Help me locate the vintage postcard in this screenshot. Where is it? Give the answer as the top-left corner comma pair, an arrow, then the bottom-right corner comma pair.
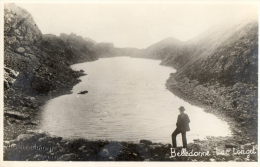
0,0 -> 259,166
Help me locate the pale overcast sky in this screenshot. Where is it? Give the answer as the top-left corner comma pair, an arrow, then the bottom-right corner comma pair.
16,2 -> 257,48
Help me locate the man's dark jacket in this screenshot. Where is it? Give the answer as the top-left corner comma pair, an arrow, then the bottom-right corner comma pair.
176,113 -> 190,132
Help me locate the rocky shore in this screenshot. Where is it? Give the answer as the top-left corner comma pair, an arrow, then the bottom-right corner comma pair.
166,74 -> 257,142
3,130 -> 257,161
4,70 -> 85,140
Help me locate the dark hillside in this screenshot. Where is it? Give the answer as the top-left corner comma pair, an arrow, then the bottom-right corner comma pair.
177,22 -> 258,86
4,4 -> 106,140
139,20 -> 258,141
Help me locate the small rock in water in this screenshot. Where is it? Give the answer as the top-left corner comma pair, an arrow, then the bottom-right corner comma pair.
78,90 -> 88,94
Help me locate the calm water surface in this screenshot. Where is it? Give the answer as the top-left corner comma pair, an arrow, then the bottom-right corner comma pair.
40,57 -> 231,144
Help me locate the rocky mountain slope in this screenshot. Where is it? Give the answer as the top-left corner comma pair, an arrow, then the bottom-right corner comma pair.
4,4 -> 97,95
3,4 -> 113,140
140,20 -> 258,141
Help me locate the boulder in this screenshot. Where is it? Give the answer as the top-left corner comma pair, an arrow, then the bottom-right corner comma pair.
24,121 -> 37,125
10,143 -> 17,148
16,47 -> 25,53
225,144 -> 237,148
33,154 -> 42,160
4,67 -> 19,89
4,111 -> 29,120
16,133 -> 35,142
140,140 -> 152,145
78,145 -> 87,151
38,137 -> 47,143
99,148 -> 109,157
149,144 -> 163,150
4,140 -> 10,145
209,158 -> 216,162
57,153 -> 77,161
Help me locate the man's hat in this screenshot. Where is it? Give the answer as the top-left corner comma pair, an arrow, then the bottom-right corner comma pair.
179,106 -> 185,111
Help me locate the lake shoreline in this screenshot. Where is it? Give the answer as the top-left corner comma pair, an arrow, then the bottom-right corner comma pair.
166,73 -> 257,142
3,58 -> 257,161
4,68 -> 86,141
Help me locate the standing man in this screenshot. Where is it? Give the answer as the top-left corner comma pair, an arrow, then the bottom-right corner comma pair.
172,106 -> 190,148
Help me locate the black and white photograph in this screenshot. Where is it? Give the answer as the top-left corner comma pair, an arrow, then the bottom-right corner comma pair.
1,0 -> 259,163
